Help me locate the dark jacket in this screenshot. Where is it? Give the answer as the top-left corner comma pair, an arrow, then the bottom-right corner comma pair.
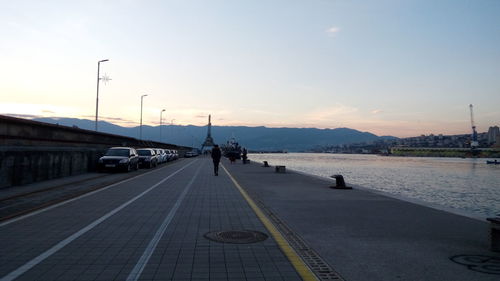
211,147 -> 222,162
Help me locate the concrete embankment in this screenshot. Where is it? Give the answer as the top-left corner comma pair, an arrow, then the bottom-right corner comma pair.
0,115 -> 190,189
224,159 -> 499,281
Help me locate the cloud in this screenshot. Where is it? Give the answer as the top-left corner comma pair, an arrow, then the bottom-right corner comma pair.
326,26 -> 341,36
4,113 -> 42,119
247,109 -> 283,116
305,104 -> 359,122
371,109 -> 383,114
102,116 -> 133,122
81,115 -> 129,122
80,114 -> 138,126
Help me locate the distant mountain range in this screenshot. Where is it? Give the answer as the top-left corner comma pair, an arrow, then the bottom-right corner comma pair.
33,117 -> 397,152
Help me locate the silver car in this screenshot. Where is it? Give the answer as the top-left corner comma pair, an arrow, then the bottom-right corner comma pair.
164,149 -> 173,162
137,148 -> 159,168
155,149 -> 168,164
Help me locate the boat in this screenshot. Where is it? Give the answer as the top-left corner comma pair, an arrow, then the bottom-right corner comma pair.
221,136 -> 242,159
486,160 -> 499,165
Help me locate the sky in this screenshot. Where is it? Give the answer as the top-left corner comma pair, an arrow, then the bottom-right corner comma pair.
1,0 -> 499,137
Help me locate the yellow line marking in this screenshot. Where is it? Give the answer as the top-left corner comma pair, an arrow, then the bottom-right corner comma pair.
221,164 -> 318,281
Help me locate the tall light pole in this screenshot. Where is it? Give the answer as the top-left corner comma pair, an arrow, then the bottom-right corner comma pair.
160,109 -> 166,142
95,59 -> 109,131
140,94 -> 148,140
170,118 -> 175,139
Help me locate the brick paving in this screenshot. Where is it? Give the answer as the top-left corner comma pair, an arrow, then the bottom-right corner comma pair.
0,158 -> 303,281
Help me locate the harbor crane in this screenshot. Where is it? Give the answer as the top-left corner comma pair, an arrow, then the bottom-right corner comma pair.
469,104 -> 479,148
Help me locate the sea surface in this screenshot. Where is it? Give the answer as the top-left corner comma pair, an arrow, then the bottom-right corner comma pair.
249,153 -> 500,219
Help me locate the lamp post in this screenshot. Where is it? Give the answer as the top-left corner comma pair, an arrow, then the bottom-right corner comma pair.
160,109 -> 166,142
170,118 -> 176,138
95,59 -> 109,131
140,94 -> 148,140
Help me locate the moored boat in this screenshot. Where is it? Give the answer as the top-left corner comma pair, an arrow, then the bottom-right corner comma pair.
222,136 -> 242,159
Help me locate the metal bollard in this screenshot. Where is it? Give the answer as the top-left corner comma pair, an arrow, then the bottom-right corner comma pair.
275,165 -> 286,173
486,217 -> 500,252
330,174 -> 352,189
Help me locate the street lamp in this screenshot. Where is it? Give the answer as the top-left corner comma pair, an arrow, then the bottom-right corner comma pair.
160,109 -> 166,142
140,94 -> 148,140
95,59 -> 109,131
170,119 -> 175,139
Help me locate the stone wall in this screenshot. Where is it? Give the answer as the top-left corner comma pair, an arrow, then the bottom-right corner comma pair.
0,147 -> 102,188
0,115 -> 191,189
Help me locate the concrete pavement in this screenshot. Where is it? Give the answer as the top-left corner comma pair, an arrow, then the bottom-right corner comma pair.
1,156 -> 498,281
224,159 -> 499,281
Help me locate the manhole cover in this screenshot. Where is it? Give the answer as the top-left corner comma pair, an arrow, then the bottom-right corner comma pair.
204,230 -> 268,244
450,255 -> 500,275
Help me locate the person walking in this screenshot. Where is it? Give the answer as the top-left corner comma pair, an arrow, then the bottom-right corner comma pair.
211,144 -> 222,176
242,147 -> 248,164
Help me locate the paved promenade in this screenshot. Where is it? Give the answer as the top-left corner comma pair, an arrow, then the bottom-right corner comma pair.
224,159 -> 499,281
0,157 -> 498,281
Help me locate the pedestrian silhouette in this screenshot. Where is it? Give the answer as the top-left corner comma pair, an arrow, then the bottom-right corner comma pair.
211,145 -> 222,176
242,147 -> 248,164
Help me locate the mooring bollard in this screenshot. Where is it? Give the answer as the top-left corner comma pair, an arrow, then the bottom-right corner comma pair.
262,161 -> 270,167
330,174 -> 352,189
275,165 -> 286,173
486,217 -> 500,252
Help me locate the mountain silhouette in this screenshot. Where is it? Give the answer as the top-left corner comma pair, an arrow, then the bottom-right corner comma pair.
33,117 -> 394,151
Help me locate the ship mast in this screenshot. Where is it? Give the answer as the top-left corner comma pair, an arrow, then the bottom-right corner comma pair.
469,104 -> 478,148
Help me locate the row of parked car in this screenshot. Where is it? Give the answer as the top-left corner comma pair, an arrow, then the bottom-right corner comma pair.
97,147 -> 179,172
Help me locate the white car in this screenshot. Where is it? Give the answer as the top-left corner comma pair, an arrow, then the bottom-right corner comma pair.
165,149 -> 174,162
172,150 -> 179,160
185,150 -> 198,158
155,149 -> 168,164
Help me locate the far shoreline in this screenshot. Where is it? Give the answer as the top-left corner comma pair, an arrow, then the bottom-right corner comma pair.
251,150 -> 500,159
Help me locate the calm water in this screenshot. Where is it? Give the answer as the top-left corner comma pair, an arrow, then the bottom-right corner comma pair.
249,153 -> 500,219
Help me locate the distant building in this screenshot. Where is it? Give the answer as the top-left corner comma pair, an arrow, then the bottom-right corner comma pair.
487,126 -> 500,145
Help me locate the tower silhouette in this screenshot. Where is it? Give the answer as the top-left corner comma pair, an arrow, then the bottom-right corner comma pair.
201,114 -> 215,151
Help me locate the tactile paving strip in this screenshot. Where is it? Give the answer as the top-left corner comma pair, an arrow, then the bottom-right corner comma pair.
246,190 -> 346,281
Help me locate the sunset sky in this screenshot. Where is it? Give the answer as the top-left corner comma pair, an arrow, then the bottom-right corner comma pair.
1,0 -> 499,137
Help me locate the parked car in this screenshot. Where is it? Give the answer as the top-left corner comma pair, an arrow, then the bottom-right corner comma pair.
165,149 -> 174,162
172,150 -> 179,160
185,150 -> 198,158
137,148 -> 159,168
98,147 -> 139,172
155,148 -> 168,164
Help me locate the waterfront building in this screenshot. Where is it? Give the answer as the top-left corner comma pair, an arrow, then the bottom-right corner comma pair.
487,126 -> 499,145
